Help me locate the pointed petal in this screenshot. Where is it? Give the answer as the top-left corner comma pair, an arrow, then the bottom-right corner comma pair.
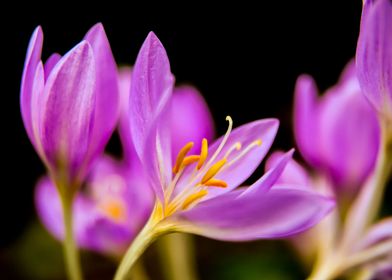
83,23 -> 120,177
41,41 -> 96,181
171,86 -> 215,157
265,150 -> 310,188
356,0 -> 392,116
129,32 -> 174,200
44,53 -> 61,80
178,187 -> 334,241
293,75 -> 322,167
20,26 -> 43,145
200,119 -> 279,198
317,79 -> 379,189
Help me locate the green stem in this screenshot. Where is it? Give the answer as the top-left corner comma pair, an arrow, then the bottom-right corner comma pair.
60,192 -> 83,280
157,233 -> 199,280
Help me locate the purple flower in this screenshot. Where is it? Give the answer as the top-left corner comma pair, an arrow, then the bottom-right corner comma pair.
356,0 -> 392,120
294,61 -> 380,195
20,23 -> 119,187
35,66 -> 215,256
128,32 -> 334,241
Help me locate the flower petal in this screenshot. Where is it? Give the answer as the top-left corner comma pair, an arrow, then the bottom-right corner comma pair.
129,32 -> 174,200
41,41 -> 96,181
20,26 -> 43,146
83,23 -> 120,178
358,218 -> 392,250
265,150 -> 310,188
317,78 -> 379,189
199,119 -> 279,198
356,0 -> 392,116
178,187 -> 334,241
170,86 -> 215,157
44,53 -> 61,80
293,75 -> 322,167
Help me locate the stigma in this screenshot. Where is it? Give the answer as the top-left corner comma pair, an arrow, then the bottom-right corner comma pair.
162,116 -> 262,217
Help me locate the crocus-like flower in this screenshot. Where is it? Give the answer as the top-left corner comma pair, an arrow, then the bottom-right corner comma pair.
113,32 -> 334,279
21,23 -> 119,188
356,0 -> 392,121
35,66 -> 215,256
294,61 -> 380,196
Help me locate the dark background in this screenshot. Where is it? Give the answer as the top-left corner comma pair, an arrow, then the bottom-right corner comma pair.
1,1 -> 363,279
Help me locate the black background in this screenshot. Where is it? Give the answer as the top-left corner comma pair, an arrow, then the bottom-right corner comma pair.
1,0 -> 363,277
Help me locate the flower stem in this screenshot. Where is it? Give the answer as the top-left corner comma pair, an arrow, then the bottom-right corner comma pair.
60,191 -> 83,280
156,233 -> 199,280
114,206 -> 173,280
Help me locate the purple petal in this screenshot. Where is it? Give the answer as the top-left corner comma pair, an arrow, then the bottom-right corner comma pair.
179,187 -> 334,241
265,150 -> 310,188
129,32 -> 174,200
41,41 -> 96,182
198,119 -> 279,198
20,26 -> 43,146
83,23 -> 120,178
44,53 -> 61,80
356,0 -> 392,116
317,78 -> 380,189
170,86 -> 215,157
293,75 -> 322,167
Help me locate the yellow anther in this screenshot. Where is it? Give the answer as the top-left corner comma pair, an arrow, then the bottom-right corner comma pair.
182,190 -> 208,210
197,138 -> 208,170
183,155 -> 201,166
201,158 -> 227,184
173,142 -> 194,173
203,178 -> 228,188
101,200 -> 126,222
255,139 -> 262,146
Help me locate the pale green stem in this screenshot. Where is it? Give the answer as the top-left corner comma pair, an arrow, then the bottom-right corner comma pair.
59,191 -> 83,280
156,233 -> 199,280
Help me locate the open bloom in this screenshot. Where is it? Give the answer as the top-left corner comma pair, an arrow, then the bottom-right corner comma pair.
294,61 -> 380,195
128,32 -> 334,241
20,23 -> 119,187
35,65 -> 215,256
356,0 -> 392,121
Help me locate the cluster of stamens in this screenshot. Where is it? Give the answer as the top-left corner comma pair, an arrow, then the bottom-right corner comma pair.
162,116 -> 262,217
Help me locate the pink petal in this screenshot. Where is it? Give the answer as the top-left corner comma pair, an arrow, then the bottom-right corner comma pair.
178,187 -> 334,241
358,218 -> 392,250
129,32 -> 174,201
20,26 -> 43,146
41,41 -> 96,182
44,53 -> 61,80
83,23 -> 120,178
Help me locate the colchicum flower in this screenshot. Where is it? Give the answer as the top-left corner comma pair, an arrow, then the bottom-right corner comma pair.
294,61 -> 380,198
21,24 -> 119,189
114,32 -> 335,280
35,66 -> 215,257
21,23 -> 119,280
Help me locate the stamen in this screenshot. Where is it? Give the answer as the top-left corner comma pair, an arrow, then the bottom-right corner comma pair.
205,116 -> 233,167
182,190 -> 208,210
226,139 -> 262,167
173,142 -> 194,173
223,142 -> 242,159
201,159 -> 227,184
203,178 -> 228,188
164,203 -> 177,216
197,138 -> 208,170
183,155 -> 201,166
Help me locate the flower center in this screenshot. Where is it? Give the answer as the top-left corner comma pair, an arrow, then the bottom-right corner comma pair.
100,199 -> 127,222
161,116 -> 262,217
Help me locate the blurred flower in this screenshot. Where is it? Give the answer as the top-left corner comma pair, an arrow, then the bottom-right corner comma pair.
356,0 -> 392,122
36,65 -> 215,256
114,31 -> 334,280
20,23 -> 119,189
294,61 -> 380,197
